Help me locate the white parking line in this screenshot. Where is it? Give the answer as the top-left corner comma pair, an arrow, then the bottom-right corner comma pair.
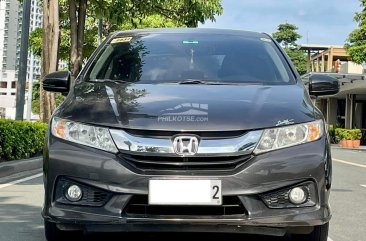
361,185 -> 366,188
333,158 -> 366,169
0,173 -> 42,189
328,238 -> 334,241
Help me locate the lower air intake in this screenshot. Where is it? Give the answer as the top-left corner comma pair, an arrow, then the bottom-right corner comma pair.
124,195 -> 246,216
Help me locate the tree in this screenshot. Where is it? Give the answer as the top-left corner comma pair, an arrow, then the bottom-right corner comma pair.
69,0 -> 87,80
273,23 -> 301,49
29,14 -> 184,63
29,27 -> 72,62
31,0 -> 223,80
67,0 -> 223,80
286,49 -> 307,75
40,0 -> 60,122
345,0 -> 366,64
31,0 -> 222,122
273,23 -> 307,75
32,82 -> 64,115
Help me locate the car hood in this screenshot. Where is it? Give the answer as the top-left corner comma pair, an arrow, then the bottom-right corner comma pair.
56,82 -> 317,131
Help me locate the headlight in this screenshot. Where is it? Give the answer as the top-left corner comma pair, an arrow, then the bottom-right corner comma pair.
51,117 -> 118,153
254,120 -> 324,154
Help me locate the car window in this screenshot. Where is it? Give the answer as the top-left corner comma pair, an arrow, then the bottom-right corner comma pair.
86,33 -> 295,85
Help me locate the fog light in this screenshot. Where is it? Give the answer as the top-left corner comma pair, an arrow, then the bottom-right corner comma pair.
65,185 -> 82,202
288,187 -> 307,204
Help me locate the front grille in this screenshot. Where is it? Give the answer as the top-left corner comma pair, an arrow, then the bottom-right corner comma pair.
260,189 -> 293,207
55,178 -> 111,207
124,129 -> 247,139
82,189 -> 110,205
124,195 -> 246,216
118,153 -> 251,172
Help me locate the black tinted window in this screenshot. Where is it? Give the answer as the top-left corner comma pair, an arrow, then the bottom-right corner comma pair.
87,33 -> 294,84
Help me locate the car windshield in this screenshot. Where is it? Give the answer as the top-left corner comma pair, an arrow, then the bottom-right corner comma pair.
86,33 -> 295,85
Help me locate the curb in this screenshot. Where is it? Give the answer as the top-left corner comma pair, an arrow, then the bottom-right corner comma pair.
0,156 -> 42,179
331,145 -> 366,152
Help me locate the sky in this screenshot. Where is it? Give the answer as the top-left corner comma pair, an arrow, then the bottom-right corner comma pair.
199,0 -> 361,46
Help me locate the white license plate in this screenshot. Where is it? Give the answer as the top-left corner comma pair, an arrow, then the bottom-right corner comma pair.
148,179 -> 222,205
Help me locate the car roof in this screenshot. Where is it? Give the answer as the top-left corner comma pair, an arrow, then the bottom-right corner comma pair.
113,28 -> 269,39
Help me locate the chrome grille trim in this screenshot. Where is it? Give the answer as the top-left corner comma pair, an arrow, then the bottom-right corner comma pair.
110,129 -> 262,155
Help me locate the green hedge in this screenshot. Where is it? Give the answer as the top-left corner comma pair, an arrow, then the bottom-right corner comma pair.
0,119 -> 48,161
335,128 -> 362,141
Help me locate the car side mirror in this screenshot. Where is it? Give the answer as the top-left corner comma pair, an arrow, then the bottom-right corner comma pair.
43,71 -> 71,93
309,74 -> 339,96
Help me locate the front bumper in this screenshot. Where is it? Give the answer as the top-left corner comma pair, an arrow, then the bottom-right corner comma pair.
42,135 -> 332,235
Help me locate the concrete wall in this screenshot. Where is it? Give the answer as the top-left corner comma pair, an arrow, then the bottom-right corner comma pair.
354,102 -> 363,129
0,93 -> 38,120
326,98 -> 338,126
0,69 -> 16,95
340,62 -> 364,74
0,94 -> 15,108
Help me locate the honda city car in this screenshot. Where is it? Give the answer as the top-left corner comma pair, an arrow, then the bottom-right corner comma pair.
42,28 -> 339,241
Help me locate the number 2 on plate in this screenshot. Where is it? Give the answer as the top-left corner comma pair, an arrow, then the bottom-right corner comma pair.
212,185 -> 220,199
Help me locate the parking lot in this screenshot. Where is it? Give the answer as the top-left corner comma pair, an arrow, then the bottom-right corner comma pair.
0,147 -> 365,241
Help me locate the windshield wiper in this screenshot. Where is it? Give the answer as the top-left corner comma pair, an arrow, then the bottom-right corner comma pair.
177,79 -> 236,85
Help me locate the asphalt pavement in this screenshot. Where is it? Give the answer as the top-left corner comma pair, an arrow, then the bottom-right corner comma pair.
329,148 -> 366,241
0,147 -> 365,241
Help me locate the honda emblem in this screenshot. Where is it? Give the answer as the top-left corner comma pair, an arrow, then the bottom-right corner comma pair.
172,136 -> 199,156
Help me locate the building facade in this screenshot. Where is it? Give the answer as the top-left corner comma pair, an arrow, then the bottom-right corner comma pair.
0,0 -> 42,119
300,44 -> 366,145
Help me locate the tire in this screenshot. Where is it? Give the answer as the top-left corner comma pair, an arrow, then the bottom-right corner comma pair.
44,220 -> 82,241
292,223 -> 329,241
